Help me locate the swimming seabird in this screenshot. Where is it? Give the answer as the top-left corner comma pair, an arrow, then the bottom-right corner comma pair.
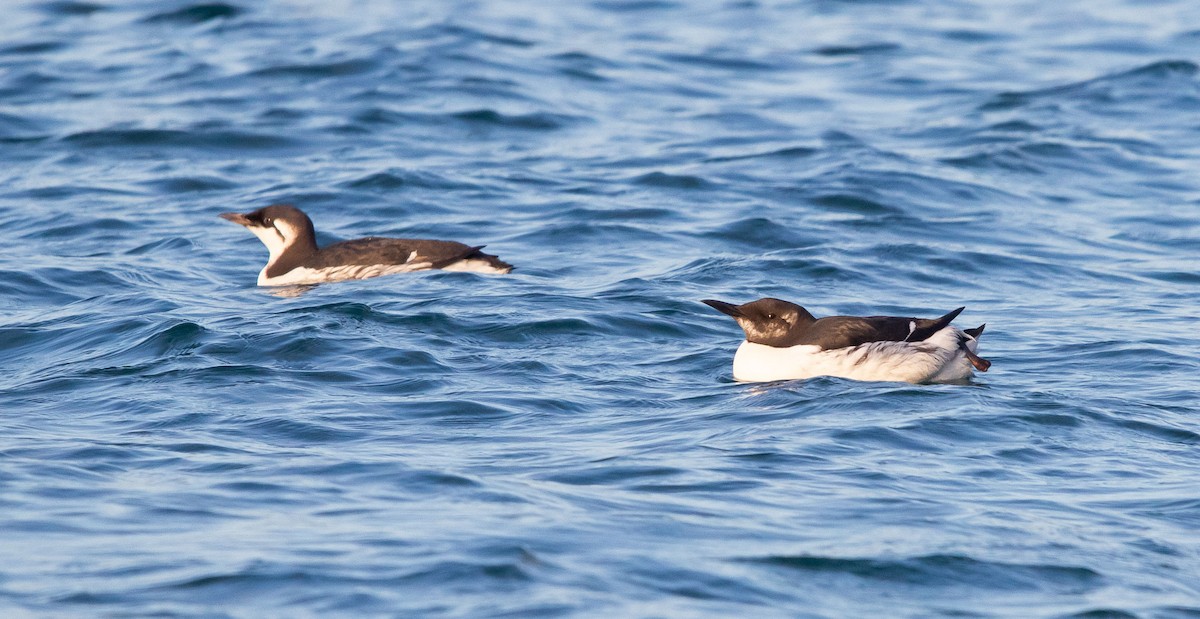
220,204 -> 512,286
703,297 -> 989,383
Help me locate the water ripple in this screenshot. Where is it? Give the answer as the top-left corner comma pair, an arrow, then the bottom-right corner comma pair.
142,3 -> 245,25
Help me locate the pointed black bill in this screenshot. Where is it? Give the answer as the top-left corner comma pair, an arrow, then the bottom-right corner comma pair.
219,212 -> 252,226
702,299 -> 743,318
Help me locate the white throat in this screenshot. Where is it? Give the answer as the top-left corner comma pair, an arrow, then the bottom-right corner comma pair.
247,225 -> 288,260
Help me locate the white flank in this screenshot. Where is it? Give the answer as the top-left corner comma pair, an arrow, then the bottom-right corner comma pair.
730,327 -> 980,384
257,255 -> 508,286
258,261 -> 430,286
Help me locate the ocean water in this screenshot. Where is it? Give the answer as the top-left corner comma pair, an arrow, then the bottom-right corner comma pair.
2,0 -> 1199,616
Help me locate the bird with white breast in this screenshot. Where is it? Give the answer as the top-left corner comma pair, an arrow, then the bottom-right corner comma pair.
220,204 -> 512,286
703,297 -> 989,384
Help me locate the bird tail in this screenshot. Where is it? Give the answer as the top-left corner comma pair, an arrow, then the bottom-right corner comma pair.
432,245 -> 514,273
906,307 -> 964,342
468,247 -> 514,273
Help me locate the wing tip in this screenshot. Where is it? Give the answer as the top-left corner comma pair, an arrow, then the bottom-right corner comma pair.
964,323 -> 986,339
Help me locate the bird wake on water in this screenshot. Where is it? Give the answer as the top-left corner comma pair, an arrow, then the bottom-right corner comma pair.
220,204 -> 512,287
703,297 -> 989,384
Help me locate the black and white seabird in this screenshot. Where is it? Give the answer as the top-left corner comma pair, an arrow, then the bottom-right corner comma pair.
703,297 -> 989,383
220,204 -> 513,286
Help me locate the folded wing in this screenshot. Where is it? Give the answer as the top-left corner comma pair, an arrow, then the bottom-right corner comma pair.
310,238 -> 483,270
798,307 -> 965,350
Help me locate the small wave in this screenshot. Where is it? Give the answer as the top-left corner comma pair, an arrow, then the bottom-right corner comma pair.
1015,413 -> 1084,428
38,1 -> 106,16
142,175 -> 236,193
940,29 -> 1006,43
1112,497 -> 1200,529
812,42 -> 901,57
631,479 -> 763,494
5,182 -> 140,204
1118,59 -> 1199,78
451,109 -> 574,130
543,464 -> 685,486
830,426 -> 940,452
64,128 -> 296,150
455,76 -> 526,100
631,171 -> 711,189
0,41 -> 68,55
559,205 -> 676,221
400,399 -> 516,423
234,416 -> 365,445
141,3 -> 244,25
340,169 -> 470,192
398,559 -> 535,586
703,146 -> 817,163
0,112 -> 49,140
273,301 -> 377,320
593,311 -> 696,339
940,139 -> 1148,177
551,51 -> 616,82
125,237 -> 196,256
2,267 -> 125,304
249,58 -> 377,79
820,129 -> 869,147
378,467 -> 484,492
741,554 -> 1102,592
1115,418 -> 1200,445
1048,340 -> 1194,372
351,107 -> 420,126
0,70 -> 63,100
811,193 -> 903,216
594,0 -> 680,12
115,321 -> 208,360
1136,269 -> 1200,285
437,24 -> 535,48
986,119 -> 1041,133
658,52 -> 775,72
701,217 -> 822,251
480,316 -> 597,343
512,221 -> 671,247
979,59 -> 1199,112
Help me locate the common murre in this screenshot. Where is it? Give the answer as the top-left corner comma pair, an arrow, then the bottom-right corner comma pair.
220,204 -> 513,286
703,297 -> 989,384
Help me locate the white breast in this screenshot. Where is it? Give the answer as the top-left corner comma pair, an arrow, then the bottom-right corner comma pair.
730,327 -> 978,384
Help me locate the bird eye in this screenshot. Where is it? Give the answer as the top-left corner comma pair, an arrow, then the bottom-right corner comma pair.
264,217 -> 274,226
766,313 -> 776,320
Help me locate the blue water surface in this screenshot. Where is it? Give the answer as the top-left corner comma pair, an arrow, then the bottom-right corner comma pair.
2,0 -> 1199,617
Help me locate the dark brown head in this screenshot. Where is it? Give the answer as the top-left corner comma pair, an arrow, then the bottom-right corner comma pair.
702,297 -> 817,347
219,204 -> 318,258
